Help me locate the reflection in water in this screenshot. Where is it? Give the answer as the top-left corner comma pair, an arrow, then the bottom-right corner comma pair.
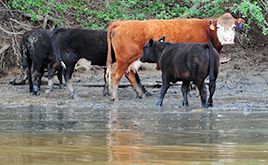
0,106 -> 268,164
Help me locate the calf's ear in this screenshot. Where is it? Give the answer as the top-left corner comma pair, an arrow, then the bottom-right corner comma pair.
235,18 -> 245,28
149,39 -> 155,47
208,20 -> 216,30
159,36 -> 165,42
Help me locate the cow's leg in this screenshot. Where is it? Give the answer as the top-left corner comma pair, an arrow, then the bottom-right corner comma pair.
31,63 -> 42,96
181,80 -> 190,106
57,66 -> 63,89
125,71 -> 145,99
156,74 -> 170,106
111,62 -> 129,101
37,68 -> 44,90
135,72 -> 152,96
27,60 -> 33,93
103,68 -> 109,96
64,65 -> 77,98
196,81 -> 207,108
46,62 -> 58,95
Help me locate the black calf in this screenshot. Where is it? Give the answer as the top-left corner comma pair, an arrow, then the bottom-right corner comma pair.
140,37 -> 219,108
20,29 -> 63,95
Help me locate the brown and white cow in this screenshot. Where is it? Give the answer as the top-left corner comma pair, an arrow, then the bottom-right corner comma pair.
106,13 -> 245,101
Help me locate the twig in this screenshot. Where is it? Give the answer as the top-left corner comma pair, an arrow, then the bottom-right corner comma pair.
9,18 -> 32,31
42,14 -> 48,29
0,44 -> 10,54
0,1 -> 14,17
0,24 -> 23,35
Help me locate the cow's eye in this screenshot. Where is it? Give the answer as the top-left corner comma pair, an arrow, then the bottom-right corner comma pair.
232,26 -> 236,30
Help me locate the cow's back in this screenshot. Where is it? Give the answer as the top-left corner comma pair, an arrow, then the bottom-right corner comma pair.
111,19 -> 219,61
55,28 -> 109,66
26,29 -> 54,64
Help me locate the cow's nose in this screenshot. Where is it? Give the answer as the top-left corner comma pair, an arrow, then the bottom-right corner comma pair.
223,38 -> 234,44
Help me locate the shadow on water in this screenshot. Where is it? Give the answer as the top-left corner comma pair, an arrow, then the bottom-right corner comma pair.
0,102 -> 268,164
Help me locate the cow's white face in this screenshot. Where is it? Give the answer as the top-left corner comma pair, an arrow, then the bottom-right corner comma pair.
216,13 -> 237,45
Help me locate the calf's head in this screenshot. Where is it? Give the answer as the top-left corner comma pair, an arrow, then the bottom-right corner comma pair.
140,36 -> 165,63
208,13 -> 245,45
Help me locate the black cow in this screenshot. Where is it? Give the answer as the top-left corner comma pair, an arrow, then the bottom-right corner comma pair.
140,37 -> 219,108
20,29 -> 63,95
51,28 -> 149,98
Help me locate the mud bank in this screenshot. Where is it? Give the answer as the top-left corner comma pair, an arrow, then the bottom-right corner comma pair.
0,45 -> 267,111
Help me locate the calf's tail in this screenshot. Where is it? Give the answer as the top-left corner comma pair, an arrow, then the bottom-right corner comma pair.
207,42 -> 219,83
51,28 -> 66,69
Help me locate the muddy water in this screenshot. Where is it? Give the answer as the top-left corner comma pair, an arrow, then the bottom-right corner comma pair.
0,94 -> 268,164
1,64 -> 268,164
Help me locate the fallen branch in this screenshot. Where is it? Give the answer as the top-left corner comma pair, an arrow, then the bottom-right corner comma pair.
0,43 -> 10,54
0,24 -> 23,35
72,80 -> 210,88
23,13 -> 55,22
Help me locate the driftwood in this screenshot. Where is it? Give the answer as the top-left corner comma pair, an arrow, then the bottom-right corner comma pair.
0,43 -> 10,54
72,80 -> 210,88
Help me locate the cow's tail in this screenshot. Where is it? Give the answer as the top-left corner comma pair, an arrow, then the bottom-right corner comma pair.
21,41 -> 28,71
105,22 -> 116,93
51,28 -> 66,69
206,42 -> 219,87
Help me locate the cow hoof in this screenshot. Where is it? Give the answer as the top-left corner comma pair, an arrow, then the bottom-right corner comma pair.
145,91 -> 152,96
207,103 -> 213,107
156,100 -> 162,106
46,93 -> 50,98
111,97 -> 119,101
136,94 -> 143,99
59,84 -> 64,89
70,92 -> 78,99
103,89 -> 110,96
31,91 -> 40,96
45,89 -> 51,94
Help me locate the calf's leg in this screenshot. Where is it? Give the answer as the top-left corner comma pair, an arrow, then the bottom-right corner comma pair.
181,80 -> 190,106
197,81 -> 207,108
157,74 -> 170,106
207,79 -> 216,107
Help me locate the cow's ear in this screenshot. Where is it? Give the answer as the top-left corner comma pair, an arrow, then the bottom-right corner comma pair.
208,20 -> 216,30
159,36 -> 165,42
149,39 -> 154,47
235,18 -> 245,28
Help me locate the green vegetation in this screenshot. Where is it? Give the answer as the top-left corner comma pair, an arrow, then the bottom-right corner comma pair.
7,0 -> 268,35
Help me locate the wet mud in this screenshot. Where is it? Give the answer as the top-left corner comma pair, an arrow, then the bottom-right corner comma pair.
1,45 -> 267,110
0,45 -> 267,164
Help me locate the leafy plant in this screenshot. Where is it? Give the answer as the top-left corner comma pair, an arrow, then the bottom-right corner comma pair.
7,0 -> 267,36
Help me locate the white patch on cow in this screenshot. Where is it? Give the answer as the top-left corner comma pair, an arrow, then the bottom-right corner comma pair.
77,58 -> 92,70
216,23 -> 236,45
126,60 -> 142,73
